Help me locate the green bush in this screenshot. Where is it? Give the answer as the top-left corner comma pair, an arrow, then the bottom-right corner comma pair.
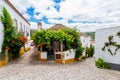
85,45 -> 94,57
85,47 -> 90,57
75,44 -> 84,58
89,45 -> 94,57
0,7 -> 26,60
95,58 -> 109,69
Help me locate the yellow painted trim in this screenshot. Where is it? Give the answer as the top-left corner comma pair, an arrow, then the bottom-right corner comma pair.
64,58 -> 75,64
40,59 -> 47,62
55,59 -> 62,63
38,52 -> 47,62
20,48 -> 24,56
3,60 -> 8,65
62,54 -> 65,59
25,47 -> 31,52
0,56 -> 8,68
0,60 -> 4,67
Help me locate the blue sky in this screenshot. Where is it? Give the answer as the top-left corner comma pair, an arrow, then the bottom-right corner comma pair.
10,0 -> 120,32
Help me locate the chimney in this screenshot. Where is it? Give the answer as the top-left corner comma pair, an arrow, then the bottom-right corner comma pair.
37,22 -> 42,30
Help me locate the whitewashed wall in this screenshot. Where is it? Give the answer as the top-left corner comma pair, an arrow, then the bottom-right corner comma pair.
55,49 -> 75,60
81,36 -> 91,48
0,0 -> 30,52
41,52 -> 47,59
0,22 -> 4,52
64,49 -> 75,60
95,26 -> 120,64
81,36 -> 91,56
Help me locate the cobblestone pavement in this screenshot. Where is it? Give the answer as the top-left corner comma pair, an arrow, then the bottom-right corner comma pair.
0,49 -> 120,80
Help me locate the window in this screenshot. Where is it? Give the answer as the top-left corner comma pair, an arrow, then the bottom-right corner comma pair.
13,19 -> 18,30
55,54 -> 61,59
20,22 -> 23,33
26,26 -> 27,34
24,25 -> 25,33
27,27 -> 29,37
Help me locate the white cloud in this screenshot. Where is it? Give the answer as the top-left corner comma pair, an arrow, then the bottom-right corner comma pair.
30,22 -> 37,30
48,18 -> 68,24
23,13 -> 31,20
9,0 -> 31,12
33,14 -> 44,20
9,0 -> 120,32
42,7 -> 61,18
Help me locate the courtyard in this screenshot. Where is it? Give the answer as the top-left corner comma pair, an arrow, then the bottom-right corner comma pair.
0,49 -> 120,80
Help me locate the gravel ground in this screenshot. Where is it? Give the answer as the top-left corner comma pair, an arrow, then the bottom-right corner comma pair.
0,49 -> 120,80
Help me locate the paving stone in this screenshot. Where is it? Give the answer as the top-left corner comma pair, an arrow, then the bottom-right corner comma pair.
0,49 -> 120,80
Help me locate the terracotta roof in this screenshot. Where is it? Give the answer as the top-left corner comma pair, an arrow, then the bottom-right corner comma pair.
49,24 -> 91,38
4,0 -> 30,25
49,24 -> 69,30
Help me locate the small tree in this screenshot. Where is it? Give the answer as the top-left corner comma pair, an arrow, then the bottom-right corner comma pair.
89,45 -> 94,57
0,7 -> 27,60
85,45 -> 94,57
75,43 -> 84,59
85,47 -> 91,57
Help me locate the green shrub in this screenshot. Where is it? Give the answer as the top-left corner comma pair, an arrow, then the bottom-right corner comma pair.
89,45 -> 94,57
0,7 -> 27,60
75,44 -> 84,58
85,45 -> 94,57
85,47 -> 90,57
95,58 -> 109,69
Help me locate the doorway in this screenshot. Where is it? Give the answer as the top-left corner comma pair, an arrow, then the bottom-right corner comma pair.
47,40 -> 60,61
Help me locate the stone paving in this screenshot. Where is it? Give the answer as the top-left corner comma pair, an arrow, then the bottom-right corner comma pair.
0,49 -> 120,80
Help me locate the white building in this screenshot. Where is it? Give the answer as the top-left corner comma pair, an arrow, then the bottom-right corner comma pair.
80,33 -> 92,56
0,0 -> 30,52
95,26 -> 120,70
80,33 -> 92,48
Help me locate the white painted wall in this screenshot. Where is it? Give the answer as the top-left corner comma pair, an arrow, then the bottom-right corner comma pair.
64,49 -> 75,60
0,0 -> 30,52
55,49 -> 76,60
95,26 -> 120,64
0,22 -> 4,52
41,52 -> 47,59
81,36 -> 91,56
81,36 -> 91,48
40,49 -> 75,61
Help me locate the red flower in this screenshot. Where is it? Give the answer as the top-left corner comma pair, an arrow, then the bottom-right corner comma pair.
19,35 -> 28,43
6,47 -> 10,51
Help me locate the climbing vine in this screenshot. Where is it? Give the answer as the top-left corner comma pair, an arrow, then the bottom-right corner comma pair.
32,29 -> 74,49
102,31 -> 120,55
